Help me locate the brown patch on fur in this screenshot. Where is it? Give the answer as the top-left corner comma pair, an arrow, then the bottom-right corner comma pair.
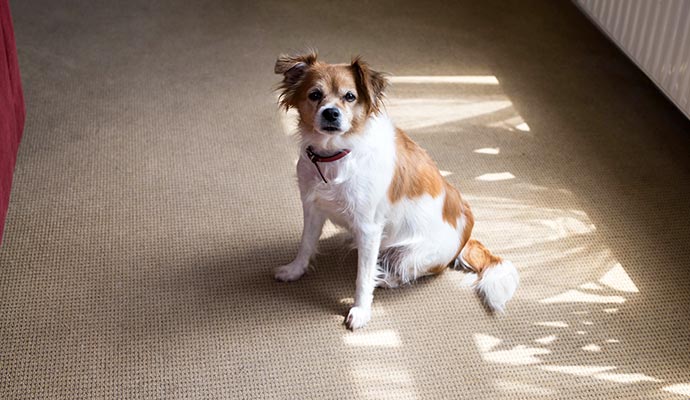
428,264 -> 448,275
461,239 -> 502,276
447,200 -> 475,266
350,56 -> 387,115
460,199 -> 474,249
442,181 -> 463,229
388,128 -> 444,203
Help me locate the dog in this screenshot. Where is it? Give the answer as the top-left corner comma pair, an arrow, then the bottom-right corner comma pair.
274,51 -> 519,330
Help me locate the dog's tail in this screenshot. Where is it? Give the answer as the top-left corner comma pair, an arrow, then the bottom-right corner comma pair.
458,239 -> 519,312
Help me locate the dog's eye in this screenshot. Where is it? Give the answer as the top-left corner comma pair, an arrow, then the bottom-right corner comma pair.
308,90 -> 323,101
344,92 -> 356,102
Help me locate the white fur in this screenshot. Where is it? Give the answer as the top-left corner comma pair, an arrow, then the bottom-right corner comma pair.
277,112 -> 516,329
474,260 -> 520,313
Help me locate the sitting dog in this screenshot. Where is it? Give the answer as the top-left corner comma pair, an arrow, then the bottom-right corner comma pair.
274,51 -> 519,329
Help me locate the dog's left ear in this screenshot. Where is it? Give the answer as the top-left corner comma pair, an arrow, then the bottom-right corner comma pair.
351,56 -> 388,114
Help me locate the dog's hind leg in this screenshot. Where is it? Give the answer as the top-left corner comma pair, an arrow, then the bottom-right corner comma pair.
376,247 -> 404,288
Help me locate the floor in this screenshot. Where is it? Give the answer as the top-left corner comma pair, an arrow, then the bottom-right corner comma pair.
2,0 -> 690,399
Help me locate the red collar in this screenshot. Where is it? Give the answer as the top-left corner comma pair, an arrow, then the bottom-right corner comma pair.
306,146 -> 351,183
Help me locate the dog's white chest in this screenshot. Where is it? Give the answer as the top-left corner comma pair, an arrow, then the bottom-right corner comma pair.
298,153 -> 393,228
296,114 -> 398,228
307,168 -> 371,222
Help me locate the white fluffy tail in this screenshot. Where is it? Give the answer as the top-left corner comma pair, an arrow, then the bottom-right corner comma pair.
475,260 -> 519,312
460,239 -> 519,312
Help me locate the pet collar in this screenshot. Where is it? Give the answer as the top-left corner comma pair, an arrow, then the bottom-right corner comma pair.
306,146 -> 351,183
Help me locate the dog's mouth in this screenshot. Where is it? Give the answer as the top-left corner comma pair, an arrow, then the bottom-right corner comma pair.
319,125 -> 341,133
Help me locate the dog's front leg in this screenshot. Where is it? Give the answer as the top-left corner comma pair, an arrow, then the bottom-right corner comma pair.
346,222 -> 383,330
275,202 -> 325,282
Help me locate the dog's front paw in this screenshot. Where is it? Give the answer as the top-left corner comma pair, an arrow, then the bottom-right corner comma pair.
274,263 -> 307,282
345,306 -> 372,330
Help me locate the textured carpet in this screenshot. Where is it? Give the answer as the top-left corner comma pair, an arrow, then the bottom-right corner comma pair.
2,0 -> 690,399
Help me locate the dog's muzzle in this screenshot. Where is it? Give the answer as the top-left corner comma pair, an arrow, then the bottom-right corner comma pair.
320,107 -> 341,132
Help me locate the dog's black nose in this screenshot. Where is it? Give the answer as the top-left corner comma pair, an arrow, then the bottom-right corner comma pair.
322,108 -> 340,123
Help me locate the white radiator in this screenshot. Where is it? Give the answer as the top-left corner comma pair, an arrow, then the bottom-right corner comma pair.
574,0 -> 690,119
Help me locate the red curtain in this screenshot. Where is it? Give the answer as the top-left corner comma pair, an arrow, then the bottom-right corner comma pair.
0,0 -> 25,245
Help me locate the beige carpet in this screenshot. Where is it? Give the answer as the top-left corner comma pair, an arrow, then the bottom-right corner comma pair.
2,0 -> 690,398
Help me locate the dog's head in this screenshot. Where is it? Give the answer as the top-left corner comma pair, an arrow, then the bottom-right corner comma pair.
275,51 -> 387,136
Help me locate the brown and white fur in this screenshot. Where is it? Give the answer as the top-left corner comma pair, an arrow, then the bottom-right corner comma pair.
274,52 -> 519,330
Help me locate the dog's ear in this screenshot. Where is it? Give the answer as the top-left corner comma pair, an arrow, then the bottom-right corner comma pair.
351,56 -> 388,114
275,51 -> 317,83
275,51 -> 318,109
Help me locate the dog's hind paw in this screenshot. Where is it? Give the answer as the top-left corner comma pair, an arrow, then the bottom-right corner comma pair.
345,306 -> 372,330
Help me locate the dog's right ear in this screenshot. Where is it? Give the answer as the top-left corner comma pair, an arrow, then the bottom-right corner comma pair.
275,51 -> 317,84
275,51 -> 318,109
